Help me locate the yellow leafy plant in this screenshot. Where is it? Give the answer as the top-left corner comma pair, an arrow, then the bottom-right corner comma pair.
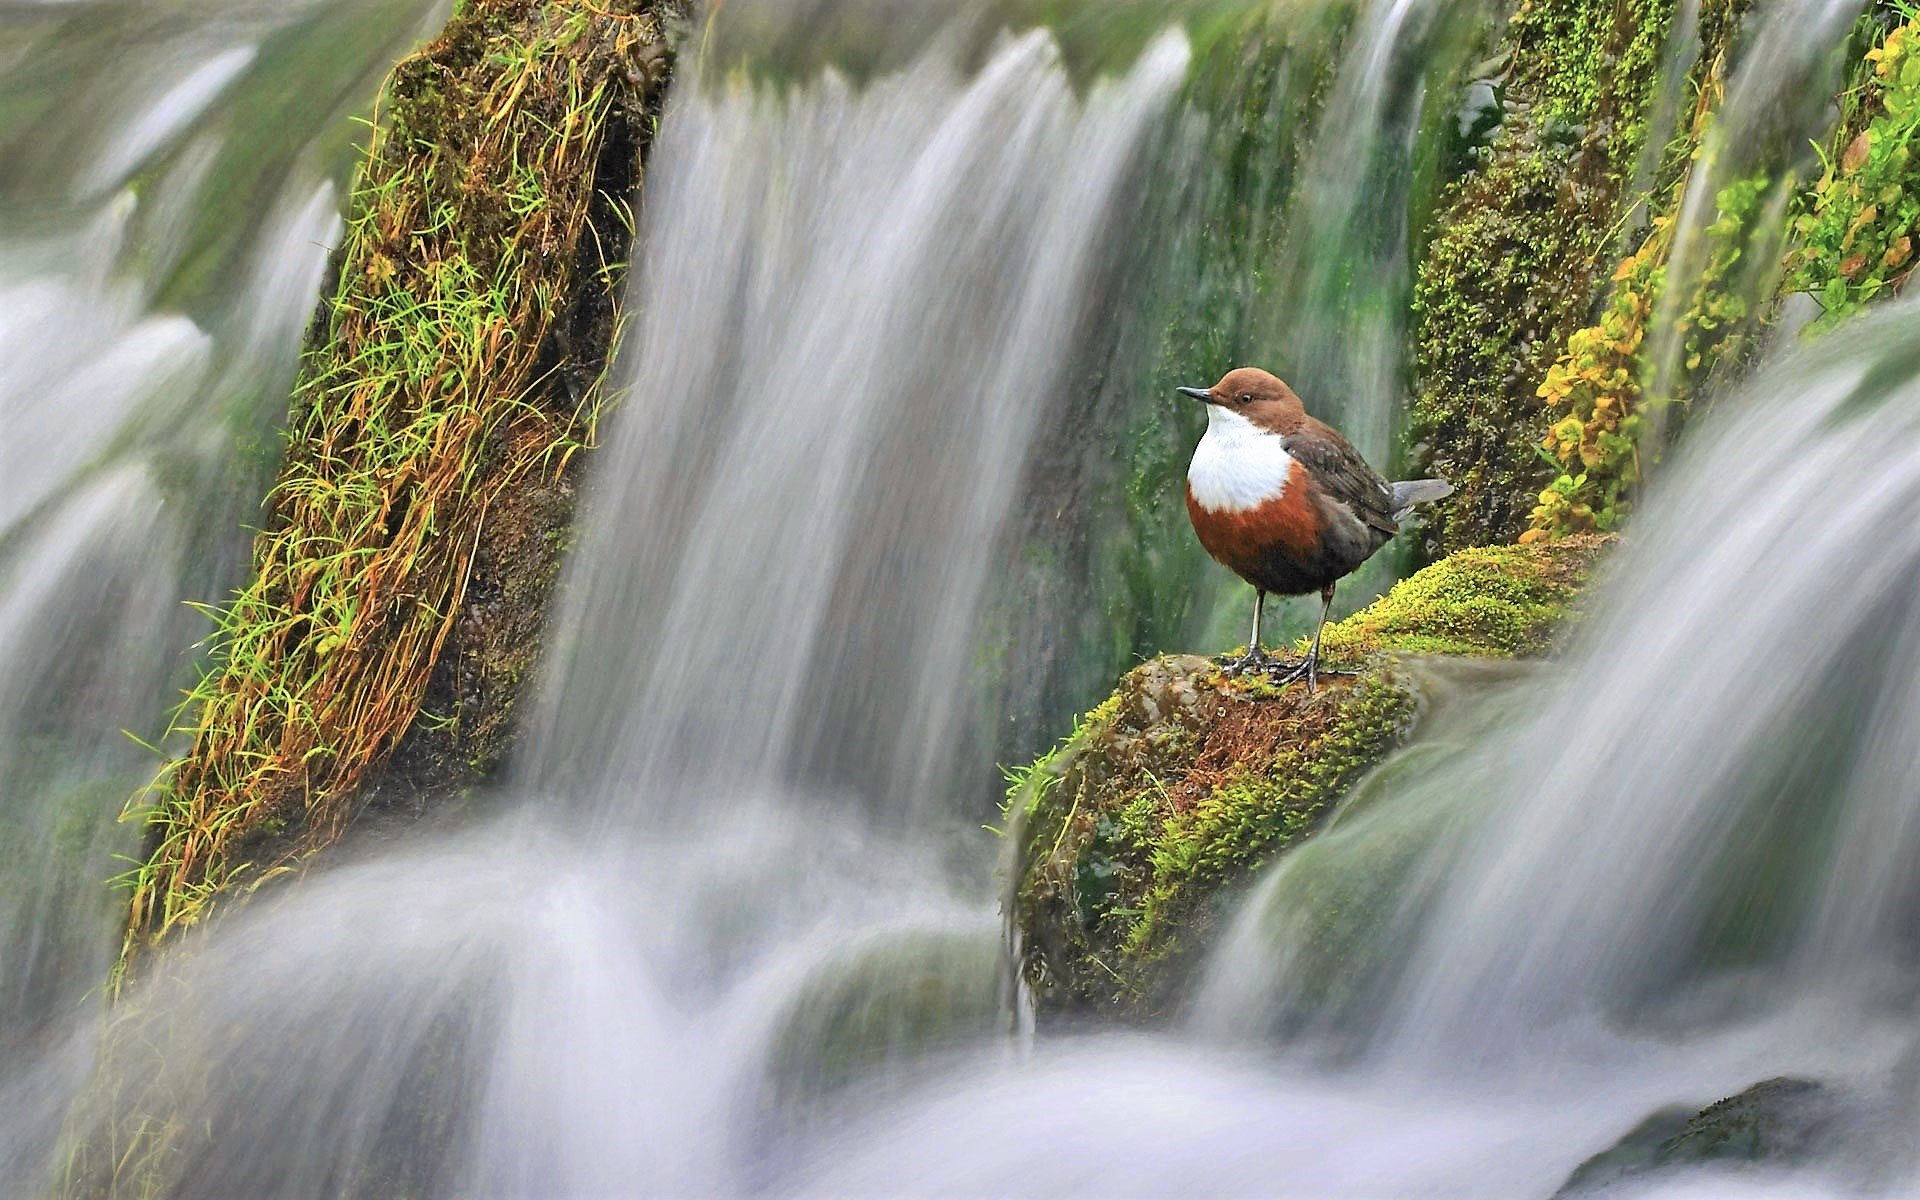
1522,241 -> 1660,541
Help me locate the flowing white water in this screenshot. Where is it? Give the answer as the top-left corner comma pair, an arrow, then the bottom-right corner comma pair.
1266,0 -> 1488,467
1182,311 -> 1920,1190
792,303 -> 1920,1200
1352,308 -> 1920,1062
6,21 -> 1206,1198
0,0 -> 443,1174
1643,0 -> 1868,413
11,2 -> 1920,1198
526,27 -> 1193,819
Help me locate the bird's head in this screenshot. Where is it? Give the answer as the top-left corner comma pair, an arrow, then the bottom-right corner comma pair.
1176,367 -> 1306,432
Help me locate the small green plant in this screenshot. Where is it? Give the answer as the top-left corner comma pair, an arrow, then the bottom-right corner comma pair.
1525,172 -> 1774,540
1672,172 -> 1774,376
1524,240 -> 1660,540
1785,14 -> 1920,329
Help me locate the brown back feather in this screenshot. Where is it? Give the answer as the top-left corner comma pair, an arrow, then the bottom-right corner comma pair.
1283,419 -> 1398,537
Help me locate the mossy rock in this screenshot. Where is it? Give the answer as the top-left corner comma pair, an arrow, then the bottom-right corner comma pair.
1557,1077 -> 1842,1196
1317,534 -> 1610,660
1005,536 -> 1610,1020
1409,0 -> 1687,553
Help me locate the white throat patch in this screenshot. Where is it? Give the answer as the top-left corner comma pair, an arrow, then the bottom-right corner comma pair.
1187,405 -> 1295,513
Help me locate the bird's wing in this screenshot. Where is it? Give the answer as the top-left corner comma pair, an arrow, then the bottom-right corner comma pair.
1283,420 -> 1399,537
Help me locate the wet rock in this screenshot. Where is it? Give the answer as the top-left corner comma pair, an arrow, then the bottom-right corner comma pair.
764,928 -> 1003,1111
1557,1078 -> 1841,1196
1007,652 -> 1408,1022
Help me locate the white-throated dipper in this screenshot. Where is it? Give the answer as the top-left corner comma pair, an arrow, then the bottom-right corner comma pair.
1181,367 -> 1450,691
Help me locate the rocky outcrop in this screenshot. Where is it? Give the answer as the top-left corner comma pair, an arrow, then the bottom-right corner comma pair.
1005,535 -> 1610,1020
117,0 -> 685,974
1557,1078 -> 1846,1196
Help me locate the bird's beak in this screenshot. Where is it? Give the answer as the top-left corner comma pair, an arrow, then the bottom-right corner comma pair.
1176,386 -> 1213,404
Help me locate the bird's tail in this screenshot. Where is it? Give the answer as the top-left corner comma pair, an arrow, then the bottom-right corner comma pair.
1390,478 -> 1452,522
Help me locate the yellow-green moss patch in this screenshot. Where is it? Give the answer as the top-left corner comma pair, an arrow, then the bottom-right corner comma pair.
1316,533 -> 1612,661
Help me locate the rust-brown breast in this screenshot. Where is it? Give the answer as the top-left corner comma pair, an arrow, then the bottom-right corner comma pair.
1186,475 -> 1326,595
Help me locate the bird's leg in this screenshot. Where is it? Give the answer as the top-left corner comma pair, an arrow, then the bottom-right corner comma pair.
1305,584 -> 1334,692
1221,590 -> 1272,676
1276,584 -> 1341,692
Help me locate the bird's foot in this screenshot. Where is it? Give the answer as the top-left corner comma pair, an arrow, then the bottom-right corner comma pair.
1218,648 -> 1311,680
1268,655 -> 1361,694
1219,647 -> 1284,678
1268,654 -> 1327,693
1270,655 -> 1314,692
1217,650 -> 1263,677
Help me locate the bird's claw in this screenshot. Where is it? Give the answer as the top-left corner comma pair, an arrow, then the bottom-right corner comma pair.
1270,656 -> 1316,692
1218,649 -> 1305,680
1266,655 -> 1361,694
1217,648 -> 1270,677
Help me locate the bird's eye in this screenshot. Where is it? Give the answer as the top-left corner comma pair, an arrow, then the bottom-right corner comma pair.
1238,393 -> 1253,404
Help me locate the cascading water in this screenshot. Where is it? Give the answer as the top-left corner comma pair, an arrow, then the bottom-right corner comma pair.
1642,0 -> 1868,411
11,1 -> 1920,1198
4,15 -> 1211,1197
1264,0 -> 1487,468
1228,304 -> 1920,1062
526,27 -> 1192,816
0,0 -> 441,1148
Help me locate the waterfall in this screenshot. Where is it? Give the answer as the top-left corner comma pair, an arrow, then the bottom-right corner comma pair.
0,0 -> 441,1158
1643,0 -> 1868,415
0,19 -> 1207,1197
10,0 -> 1920,1197
788,308 -> 1920,1200
1246,301 -> 1920,1061
524,27 -> 1192,822
1264,0 -> 1491,467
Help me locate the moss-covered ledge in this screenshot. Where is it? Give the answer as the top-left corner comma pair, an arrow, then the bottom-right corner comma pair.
115,0 -> 684,977
1003,534 -> 1610,1021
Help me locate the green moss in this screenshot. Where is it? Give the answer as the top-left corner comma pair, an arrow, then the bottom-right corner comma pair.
1527,158 -> 1782,540
1317,534 -> 1611,660
1513,0 -> 1811,543
115,0 -> 681,977
1007,538 -> 1611,1019
1118,671 -> 1417,969
1008,662 -> 1422,1018
1409,0 -> 1686,553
